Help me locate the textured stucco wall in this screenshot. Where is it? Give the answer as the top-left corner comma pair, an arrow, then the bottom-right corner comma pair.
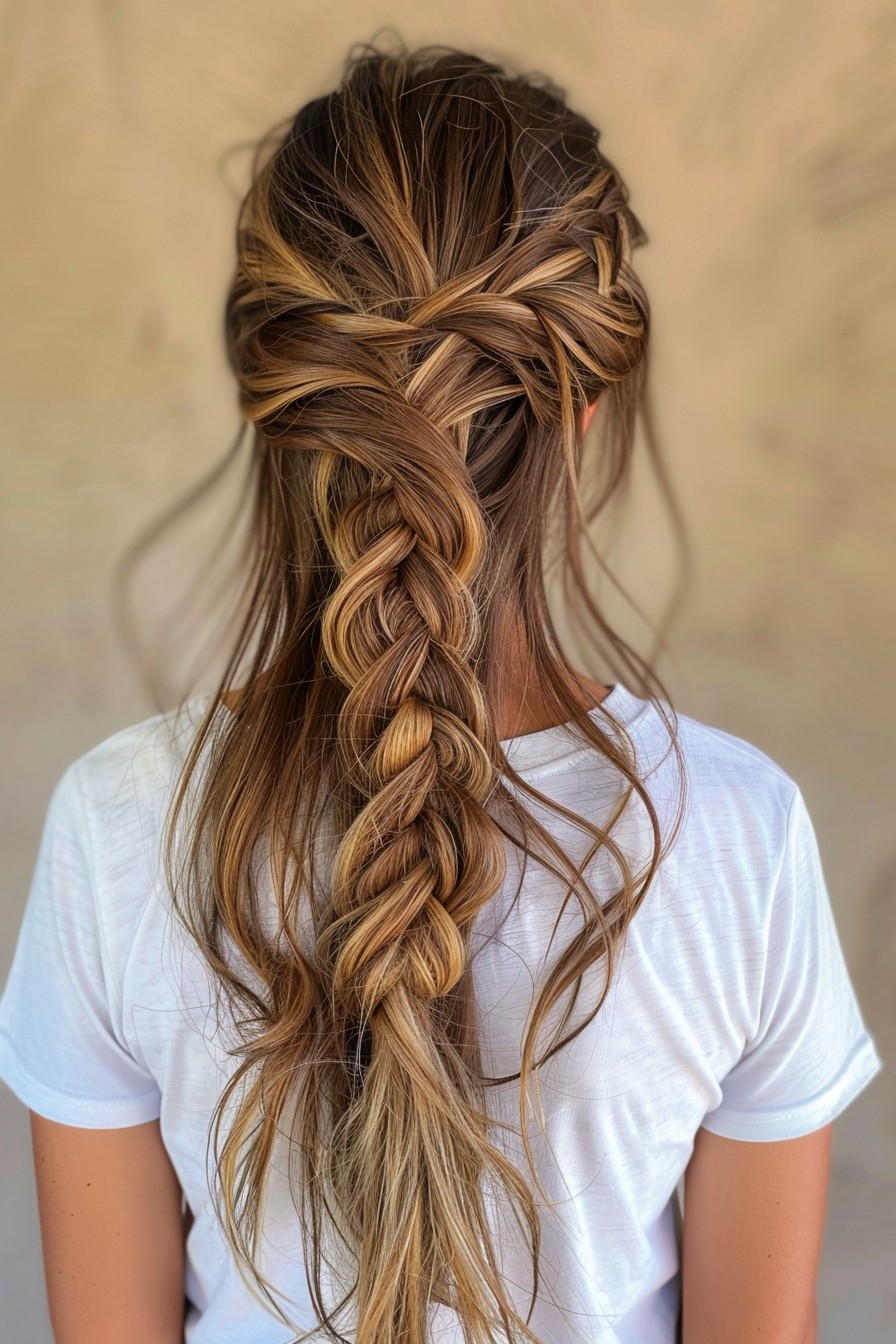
1,3 -> 893,1337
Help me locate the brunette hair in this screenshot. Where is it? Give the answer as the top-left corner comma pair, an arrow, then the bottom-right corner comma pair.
149,36 -> 688,1344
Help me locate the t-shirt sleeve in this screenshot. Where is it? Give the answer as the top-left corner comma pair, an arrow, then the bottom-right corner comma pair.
0,762 -> 163,1127
701,784 -> 883,1142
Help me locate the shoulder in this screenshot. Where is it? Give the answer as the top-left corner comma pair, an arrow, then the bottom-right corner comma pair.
38,696 -> 216,984
675,705 -> 796,791
58,693 -> 214,880
69,691 -> 211,789
636,697 -> 801,859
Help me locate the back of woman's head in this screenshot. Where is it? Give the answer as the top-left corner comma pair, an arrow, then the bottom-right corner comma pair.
163,37 -> 685,1344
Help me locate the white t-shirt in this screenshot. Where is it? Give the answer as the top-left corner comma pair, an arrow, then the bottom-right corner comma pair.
0,682 -> 883,1344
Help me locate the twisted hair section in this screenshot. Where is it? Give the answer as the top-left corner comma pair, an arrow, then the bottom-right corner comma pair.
159,38 -> 688,1344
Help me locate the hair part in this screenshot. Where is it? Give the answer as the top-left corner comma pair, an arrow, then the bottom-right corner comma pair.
157,36 -> 689,1344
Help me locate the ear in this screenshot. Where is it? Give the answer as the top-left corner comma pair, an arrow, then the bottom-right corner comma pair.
578,396 -> 600,438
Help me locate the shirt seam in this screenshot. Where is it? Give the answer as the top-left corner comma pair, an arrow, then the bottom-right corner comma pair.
744,780 -> 801,1052
68,763 -> 131,1054
506,701 -> 652,781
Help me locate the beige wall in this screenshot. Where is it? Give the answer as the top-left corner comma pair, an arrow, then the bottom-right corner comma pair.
1,2 -> 893,1337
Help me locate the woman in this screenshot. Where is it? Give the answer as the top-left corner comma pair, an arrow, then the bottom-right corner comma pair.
0,39 -> 882,1344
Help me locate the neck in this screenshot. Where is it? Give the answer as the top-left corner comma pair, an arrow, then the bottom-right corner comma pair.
489,621 -> 611,739
221,621 -> 611,737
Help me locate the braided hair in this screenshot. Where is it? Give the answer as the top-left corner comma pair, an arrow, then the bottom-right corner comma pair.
163,38 -> 686,1344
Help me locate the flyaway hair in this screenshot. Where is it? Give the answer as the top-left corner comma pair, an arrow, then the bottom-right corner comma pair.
156,37 -> 688,1344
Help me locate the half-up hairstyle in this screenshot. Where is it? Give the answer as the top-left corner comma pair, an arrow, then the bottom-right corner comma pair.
160,37 -> 688,1344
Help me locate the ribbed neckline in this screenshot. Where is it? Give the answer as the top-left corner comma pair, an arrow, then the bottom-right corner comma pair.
497,681 -> 648,776
194,680 -> 649,779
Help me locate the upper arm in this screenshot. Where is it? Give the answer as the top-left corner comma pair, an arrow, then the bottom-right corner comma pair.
681,1122 -> 832,1344
30,1112 -> 188,1344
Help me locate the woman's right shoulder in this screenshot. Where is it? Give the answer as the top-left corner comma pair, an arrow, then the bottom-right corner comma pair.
59,692 -> 217,849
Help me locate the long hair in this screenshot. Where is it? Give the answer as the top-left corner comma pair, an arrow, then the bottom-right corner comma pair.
155,37 -> 689,1344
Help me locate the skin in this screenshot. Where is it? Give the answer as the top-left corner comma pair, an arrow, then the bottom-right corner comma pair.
681,1123 -> 831,1344
29,1113 -> 188,1344
28,398 -> 832,1341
